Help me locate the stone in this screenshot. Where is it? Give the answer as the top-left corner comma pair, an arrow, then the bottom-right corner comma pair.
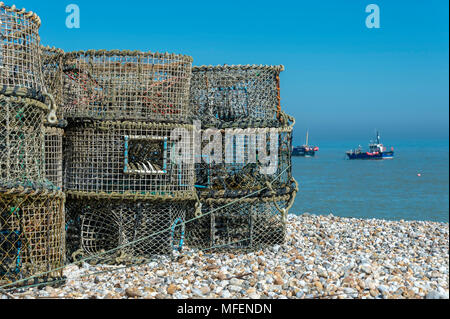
125,288 -> 142,298
167,284 -> 177,295
216,272 -> 227,281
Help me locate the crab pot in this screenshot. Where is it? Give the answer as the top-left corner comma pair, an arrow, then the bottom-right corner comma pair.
41,46 -> 65,124
195,126 -> 293,196
61,50 -> 193,123
1,95 -> 54,190
63,120 -> 195,198
44,127 -> 63,190
0,189 -> 65,285
190,65 -> 285,127
185,193 -> 295,251
0,3 -> 45,100
65,196 -> 191,263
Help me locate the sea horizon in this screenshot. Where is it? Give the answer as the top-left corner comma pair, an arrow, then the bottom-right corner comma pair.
290,138 -> 449,223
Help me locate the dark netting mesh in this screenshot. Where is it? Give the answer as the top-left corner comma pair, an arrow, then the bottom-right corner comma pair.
44,127 -> 63,191
0,95 -> 55,190
0,3 -> 44,100
185,193 -> 295,251
0,189 -> 65,285
65,197 -> 190,263
61,50 -> 193,123
190,65 -> 286,128
195,127 -> 293,196
63,120 -> 195,199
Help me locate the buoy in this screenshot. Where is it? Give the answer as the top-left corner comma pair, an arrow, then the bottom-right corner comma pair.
417,174 -> 421,177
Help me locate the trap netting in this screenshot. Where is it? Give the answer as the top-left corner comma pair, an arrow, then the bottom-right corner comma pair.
44,127 -> 63,191
0,3 -> 44,100
195,126 -> 293,196
65,197 -> 191,264
0,94 -> 55,190
64,120 -> 195,199
62,50 -> 193,122
0,188 -> 65,285
185,192 -> 296,251
41,46 -> 65,125
190,65 -> 285,128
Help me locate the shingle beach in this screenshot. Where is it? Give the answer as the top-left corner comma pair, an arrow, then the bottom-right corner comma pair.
6,214 -> 449,300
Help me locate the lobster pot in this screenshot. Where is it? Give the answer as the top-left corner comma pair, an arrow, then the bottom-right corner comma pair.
41,46 -> 65,123
0,4 -> 44,100
1,95 -> 51,190
0,189 -> 65,284
44,127 -> 63,190
62,50 -> 193,122
186,193 -> 295,251
65,197 -> 190,262
190,65 -> 285,127
64,121 -> 195,198
196,126 -> 293,196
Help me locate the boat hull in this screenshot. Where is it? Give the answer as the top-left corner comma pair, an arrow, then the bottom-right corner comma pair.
293,149 -> 316,157
347,151 -> 394,160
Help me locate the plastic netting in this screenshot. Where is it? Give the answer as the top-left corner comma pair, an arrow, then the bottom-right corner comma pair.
44,127 -> 63,191
63,120 -> 195,199
0,94 -> 53,190
190,65 -> 285,128
185,193 -> 294,251
0,189 -> 65,285
65,198 -> 190,263
62,50 -> 193,122
195,127 -> 293,196
0,3 -> 44,100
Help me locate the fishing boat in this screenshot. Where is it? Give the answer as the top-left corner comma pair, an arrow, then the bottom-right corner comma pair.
346,131 -> 394,160
293,131 -> 319,157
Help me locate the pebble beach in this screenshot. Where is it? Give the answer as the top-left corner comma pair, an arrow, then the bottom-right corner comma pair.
6,214 -> 449,300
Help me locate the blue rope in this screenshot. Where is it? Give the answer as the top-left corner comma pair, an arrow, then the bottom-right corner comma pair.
171,218 -> 185,252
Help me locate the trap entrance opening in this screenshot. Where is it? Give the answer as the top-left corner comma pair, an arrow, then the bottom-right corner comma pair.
124,135 -> 168,175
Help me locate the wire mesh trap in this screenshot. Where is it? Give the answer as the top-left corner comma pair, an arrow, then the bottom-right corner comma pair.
63,120 -> 195,199
0,188 -> 65,285
65,197 -> 191,264
190,65 -> 286,128
61,50 -> 193,123
185,192 -> 295,251
0,94 -> 56,190
0,3 -> 45,101
44,127 -> 63,191
195,126 -> 293,196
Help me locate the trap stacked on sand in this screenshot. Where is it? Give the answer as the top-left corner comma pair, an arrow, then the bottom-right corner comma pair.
0,95 -> 55,190
187,65 -> 297,251
61,50 -> 196,261
0,188 -> 65,285
0,3 -> 45,100
64,121 -> 194,197
64,121 -> 196,261
190,65 -> 288,128
1,4 -> 64,285
61,50 -> 193,123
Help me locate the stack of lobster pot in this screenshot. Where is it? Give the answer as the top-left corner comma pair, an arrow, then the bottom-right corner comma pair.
61,50 -> 195,263
0,3 -> 65,286
187,65 -> 297,251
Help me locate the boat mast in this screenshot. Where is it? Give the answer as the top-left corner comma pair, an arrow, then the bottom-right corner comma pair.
306,130 -> 309,147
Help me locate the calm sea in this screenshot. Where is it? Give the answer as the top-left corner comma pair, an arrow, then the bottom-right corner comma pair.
290,139 -> 449,223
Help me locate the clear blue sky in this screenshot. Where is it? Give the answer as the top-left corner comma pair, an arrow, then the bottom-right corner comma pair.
13,0 -> 449,143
